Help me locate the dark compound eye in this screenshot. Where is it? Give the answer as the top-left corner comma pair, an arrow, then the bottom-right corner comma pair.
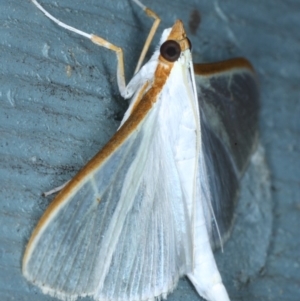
160,40 -> 181,62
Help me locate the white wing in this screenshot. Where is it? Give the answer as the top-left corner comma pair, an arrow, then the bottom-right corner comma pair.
23,53 -> 199,301
195,59 -> 259,248
187,59 -> 259,301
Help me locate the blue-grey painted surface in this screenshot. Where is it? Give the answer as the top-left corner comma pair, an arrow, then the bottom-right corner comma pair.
0,1 -> 299,301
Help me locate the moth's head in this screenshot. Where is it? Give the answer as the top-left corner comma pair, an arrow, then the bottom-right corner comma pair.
159,20 -> 192,65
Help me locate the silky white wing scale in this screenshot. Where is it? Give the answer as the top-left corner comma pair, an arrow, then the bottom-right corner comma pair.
24,1 -> 218,301
193,60 -> 259,249
23,1 -> 260,301
187,59 -> 259,300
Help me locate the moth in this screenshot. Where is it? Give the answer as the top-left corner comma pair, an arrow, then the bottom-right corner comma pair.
23,1 -> 259,301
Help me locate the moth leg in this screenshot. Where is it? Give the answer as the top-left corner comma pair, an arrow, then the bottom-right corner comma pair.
131,0 -> 161,74
31,0 -> 127,96
42,180 -> 70,197
31,1 -> 160,95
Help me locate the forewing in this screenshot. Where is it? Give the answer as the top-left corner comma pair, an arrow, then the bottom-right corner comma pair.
23,93 -> 193,301
195,58 -> 259,247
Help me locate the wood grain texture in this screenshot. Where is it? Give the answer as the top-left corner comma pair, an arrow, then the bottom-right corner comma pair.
0,0 -> 299,301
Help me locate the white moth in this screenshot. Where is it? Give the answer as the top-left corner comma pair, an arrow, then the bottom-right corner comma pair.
23,1 -> 259,301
